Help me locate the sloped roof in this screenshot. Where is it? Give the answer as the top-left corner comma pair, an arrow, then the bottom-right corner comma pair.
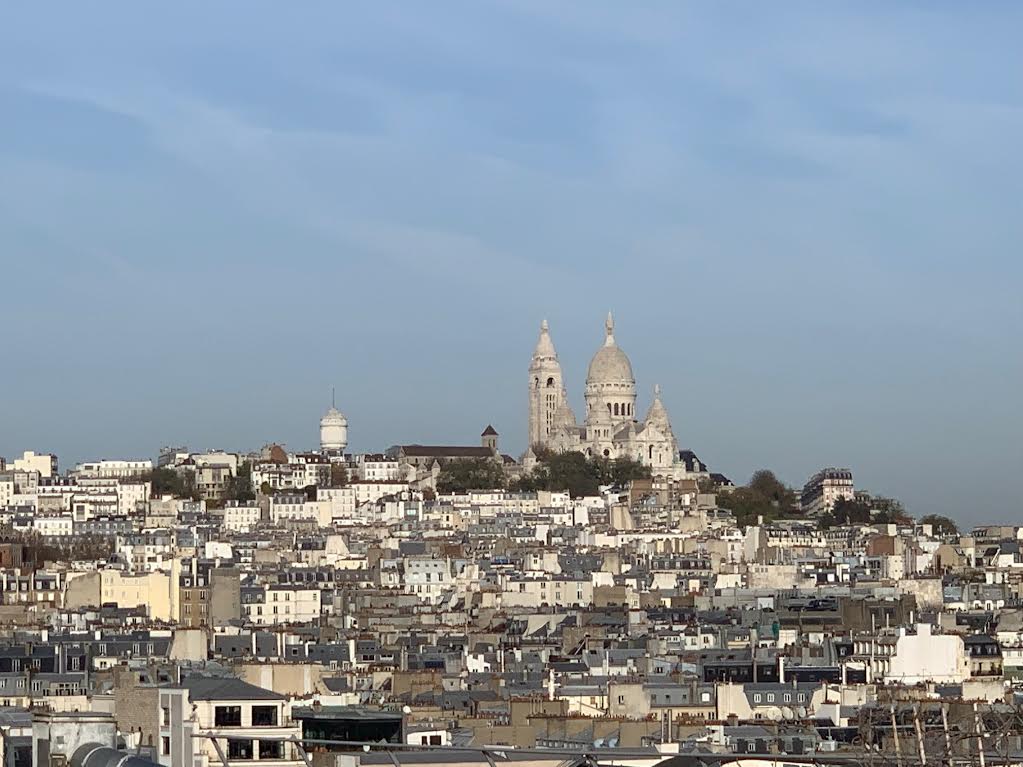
179,676 -> 284,701
400,445 -> 494,458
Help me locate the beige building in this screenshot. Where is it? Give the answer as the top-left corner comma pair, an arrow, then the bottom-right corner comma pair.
64,570 -> 173,622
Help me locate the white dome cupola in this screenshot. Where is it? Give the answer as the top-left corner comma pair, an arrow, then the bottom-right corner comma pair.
585,312 -> 637,427
319,389 -> 348,455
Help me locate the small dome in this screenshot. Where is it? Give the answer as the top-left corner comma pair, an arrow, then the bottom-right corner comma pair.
586,312 -> 634,385
320,406 -> 347,427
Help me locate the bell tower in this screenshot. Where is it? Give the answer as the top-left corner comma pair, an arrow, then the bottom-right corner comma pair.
528,319 -> 565,450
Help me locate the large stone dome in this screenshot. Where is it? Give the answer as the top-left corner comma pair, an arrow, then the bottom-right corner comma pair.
586,313 -> 635,385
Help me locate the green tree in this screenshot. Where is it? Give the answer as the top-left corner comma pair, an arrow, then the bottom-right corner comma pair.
716,469 -> 799,527
920,514 -> 958,536
223,462 -> 255,503
514,451 -> 600,497
436,459 -> 507,493
749,470 -> 797,510
330,462 -> 348,487
603,456 -> 652,488
831,496 -> 871,525
511,451 -> 649,498
149,467 -> 179,495
148,467 -> 200,501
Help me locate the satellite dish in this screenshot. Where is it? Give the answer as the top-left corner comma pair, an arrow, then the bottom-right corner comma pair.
797,706 -> 808,718
781,706 -> 794,720
402,705 -> 412,715
593,738 -> 605,748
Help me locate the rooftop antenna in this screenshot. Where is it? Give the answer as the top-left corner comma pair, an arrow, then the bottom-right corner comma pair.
331,385 -> 336,409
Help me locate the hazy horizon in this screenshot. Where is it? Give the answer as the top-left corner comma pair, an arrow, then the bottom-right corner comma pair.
1,3 -> 1020,523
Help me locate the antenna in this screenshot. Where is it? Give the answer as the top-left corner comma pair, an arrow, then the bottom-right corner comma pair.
331,386 -> 335,408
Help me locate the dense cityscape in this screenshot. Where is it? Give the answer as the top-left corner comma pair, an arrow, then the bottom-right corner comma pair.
0,316 -> 1018,767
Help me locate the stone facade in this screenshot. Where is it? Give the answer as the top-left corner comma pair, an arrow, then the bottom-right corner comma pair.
526,314 -> 684,477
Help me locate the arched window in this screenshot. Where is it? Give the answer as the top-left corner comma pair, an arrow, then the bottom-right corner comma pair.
607,403 -> 612,415
649,445 -> 654,460
533,377 -> 539,389
546,377 -> 555,387
614,403 -> 620,416
603,449 -> 610,457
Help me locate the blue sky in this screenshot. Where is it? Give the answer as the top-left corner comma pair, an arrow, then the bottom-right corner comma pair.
1,2 -> 1020,522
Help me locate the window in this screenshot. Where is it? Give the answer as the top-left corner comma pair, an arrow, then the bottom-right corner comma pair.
227,739 -> 253,760
161,706 -> 170,726
252,706 -> 278,726
161,737 -> 170,756
214,706 -> 242,727
259,740 -> 283,759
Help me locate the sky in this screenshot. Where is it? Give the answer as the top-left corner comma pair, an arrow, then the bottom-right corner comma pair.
0,2 -> 1021,523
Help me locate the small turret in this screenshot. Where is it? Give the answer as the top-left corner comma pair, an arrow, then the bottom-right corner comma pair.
481,425 -> 499,452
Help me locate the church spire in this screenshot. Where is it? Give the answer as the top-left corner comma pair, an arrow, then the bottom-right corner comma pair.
533,318 -> 557,360
529,317 -> 565,450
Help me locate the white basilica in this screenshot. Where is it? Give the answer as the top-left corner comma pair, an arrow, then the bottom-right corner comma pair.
525,313 -> 688,477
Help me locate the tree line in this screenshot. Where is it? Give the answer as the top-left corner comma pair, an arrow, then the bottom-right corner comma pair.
436,448 -> 651,497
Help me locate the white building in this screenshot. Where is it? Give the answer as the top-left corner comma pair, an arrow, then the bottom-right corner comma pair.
402,557 -> 453,603
525,315 -> 685,477
268,495 -> 331,527
159,678 -> 304,767
355,454 -> 402,482
317,487 -> 357,520
801,468 -> 855,516
73,459 -> 152,479
879,623 -> 968,684
33,514 -> 74,537
221,501 -> 262,533
245,585 -> 322,626
12,451 -> 57,478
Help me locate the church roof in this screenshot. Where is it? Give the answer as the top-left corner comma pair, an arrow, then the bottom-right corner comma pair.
481,425 -> 498,436
586,312 -> 634,385
643,384 -> 672,433
553,387 -> 577,429
399,445 -> 495,458
587,393 -> 613,425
